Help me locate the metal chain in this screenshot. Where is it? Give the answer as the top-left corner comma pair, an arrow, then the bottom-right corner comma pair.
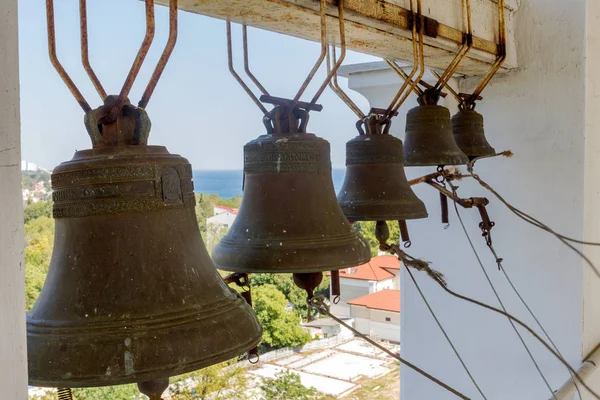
309,295 -> 472,399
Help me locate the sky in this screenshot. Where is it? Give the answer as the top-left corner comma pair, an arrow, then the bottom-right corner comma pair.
18,0 -> 379,170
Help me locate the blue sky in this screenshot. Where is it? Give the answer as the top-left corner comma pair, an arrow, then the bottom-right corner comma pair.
18,0 -> 377,170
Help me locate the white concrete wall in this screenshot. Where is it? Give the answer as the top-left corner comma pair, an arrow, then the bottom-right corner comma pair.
344,1 -> 587,398
0,0 -> 27,397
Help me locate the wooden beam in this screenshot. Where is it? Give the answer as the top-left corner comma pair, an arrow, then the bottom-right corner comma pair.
158,0 -> 517,75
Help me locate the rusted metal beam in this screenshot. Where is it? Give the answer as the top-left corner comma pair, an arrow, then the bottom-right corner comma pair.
156,0 -> 517,75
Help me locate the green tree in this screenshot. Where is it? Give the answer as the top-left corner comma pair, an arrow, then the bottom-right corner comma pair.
253,285 -> 312,350
250,273 -> 330,320
170,361 -> 249,400
24,200 -> 53,223
71,384 -> 142,400
354,220 -> 400,256
24,214 -> 55,310
260,370 -> 323,400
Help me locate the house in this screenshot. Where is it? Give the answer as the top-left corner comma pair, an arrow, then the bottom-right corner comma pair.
348,289 -> 400,343
330,255 -> 400,317
206,206 -> 239,230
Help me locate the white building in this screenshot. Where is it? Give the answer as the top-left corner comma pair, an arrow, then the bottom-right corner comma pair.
206,206 -> 238,230
348,289 -> 400,343
330,255 -> 400,317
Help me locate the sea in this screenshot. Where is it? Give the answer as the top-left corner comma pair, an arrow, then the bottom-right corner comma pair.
193,169 -> 347,198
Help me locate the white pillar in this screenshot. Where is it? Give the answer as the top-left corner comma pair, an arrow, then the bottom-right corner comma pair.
341,1 -> 589,398
0,0 -> 28,397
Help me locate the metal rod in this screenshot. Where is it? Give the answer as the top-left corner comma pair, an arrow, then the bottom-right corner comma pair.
293,0 -> 327,103
468,0 -> 506,103
79,0 -> 107,101
46,0 -> 91,113
139,0 -> 178,108
433,0 -> 473,93
309,0 -> 346,107
327,44 -> 365,120
392,0 -> 425,114
432,70 -> 462,103
385,0 -> 420,115
108,0 -> 155,120
227,22 -> 270,116
386,60 -> 423,95
243,25 -> 269,96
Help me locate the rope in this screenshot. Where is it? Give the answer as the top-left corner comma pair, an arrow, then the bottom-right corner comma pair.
57,388 -> 73,400
390,248 -> 600,400
309,295 -> 472,399
447,182 -> 557,399
406,267 -> 488,399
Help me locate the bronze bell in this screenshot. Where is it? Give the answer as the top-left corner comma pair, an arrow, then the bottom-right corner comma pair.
212,105 -> 371,275
404,93 -> 469,166
452,109 -> 496,159
338,116 -> 427,221
27,98 -> 262,389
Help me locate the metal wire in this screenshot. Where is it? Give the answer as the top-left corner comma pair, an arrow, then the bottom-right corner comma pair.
79,0 -> 107,100
406,267 -> 488,399
139,0 -> 178,108
447,184 -> 557,399
46,0 -> 91,113
310,295 -> 472,399
393,248 -> 600,400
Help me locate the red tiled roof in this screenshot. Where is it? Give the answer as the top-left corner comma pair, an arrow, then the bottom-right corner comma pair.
348,289 -> 400,313
332,255 -> 399,282
215,206 -> 239,215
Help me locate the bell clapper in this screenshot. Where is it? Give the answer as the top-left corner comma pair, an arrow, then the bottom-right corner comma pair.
293,273 -> 324,322
138,378 -> 169,400
375,220 -> 390,251
440,192 -> 450,227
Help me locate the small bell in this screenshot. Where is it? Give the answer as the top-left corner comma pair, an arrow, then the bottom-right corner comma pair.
403,91 -> 469,167
338,115 -> 427,221
27,97 -> 262,389
452,109 -> 496,160
212,105 -> 371,275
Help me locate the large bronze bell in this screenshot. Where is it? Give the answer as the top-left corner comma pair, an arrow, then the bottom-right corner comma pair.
212,105 -> 371,274
27,99 -> 262,388
404,99 -> 469,166
452,109 -> 496,159
338,116 -> 427,221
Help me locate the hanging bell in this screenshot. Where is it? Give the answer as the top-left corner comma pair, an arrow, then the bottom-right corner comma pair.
212,105 -> 371,274
403,91 -> 469,166
27,98 -> 262,389
338,116 -> 427,221
452,109 -> 496,160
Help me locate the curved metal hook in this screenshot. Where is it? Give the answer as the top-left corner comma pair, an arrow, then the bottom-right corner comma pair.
46,0 -> 91,113
327,44 -> 365,120
433,0 -> 473,93
466,0 -> 506,105
79,0 -> 107,101
227,22 -> 270,116
139,0 -> 178,109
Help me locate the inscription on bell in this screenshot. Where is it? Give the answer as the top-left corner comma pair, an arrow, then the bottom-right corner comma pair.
161,167 -> 183,204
